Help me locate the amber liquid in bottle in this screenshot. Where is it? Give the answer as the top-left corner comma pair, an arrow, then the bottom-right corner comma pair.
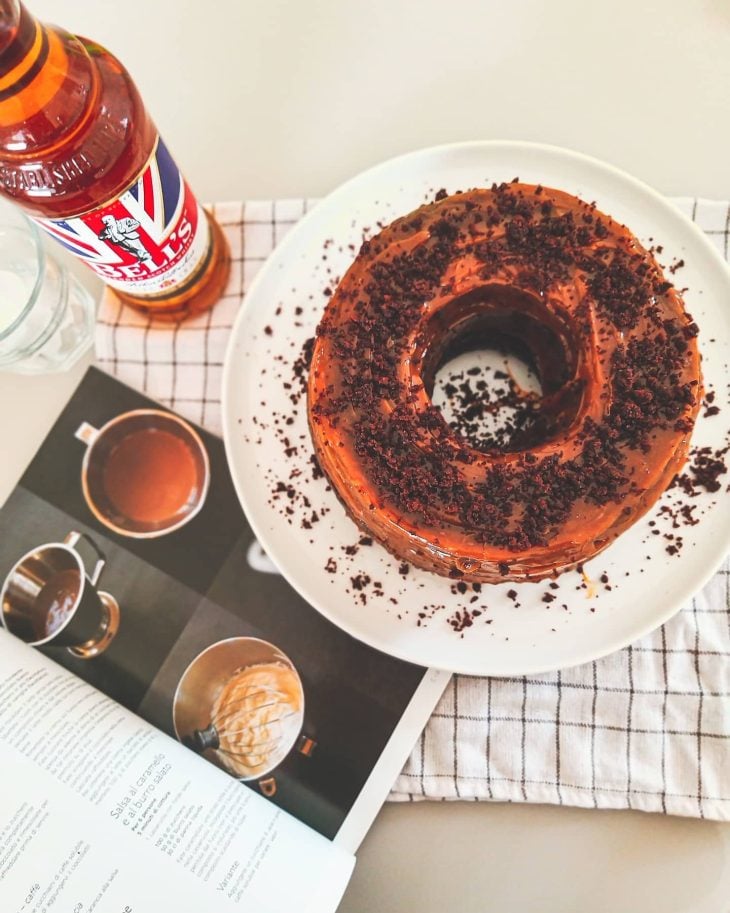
0,0 -> 229,320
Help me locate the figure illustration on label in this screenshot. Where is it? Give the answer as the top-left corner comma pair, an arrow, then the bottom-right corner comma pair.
98,215 -> 154,266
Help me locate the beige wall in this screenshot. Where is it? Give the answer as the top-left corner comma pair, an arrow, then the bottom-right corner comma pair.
30,0 -> 730,203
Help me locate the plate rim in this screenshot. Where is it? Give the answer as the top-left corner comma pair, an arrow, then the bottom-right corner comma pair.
222,139 -> 730,675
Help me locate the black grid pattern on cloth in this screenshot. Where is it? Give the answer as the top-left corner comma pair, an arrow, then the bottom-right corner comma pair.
95,197 -> 730,821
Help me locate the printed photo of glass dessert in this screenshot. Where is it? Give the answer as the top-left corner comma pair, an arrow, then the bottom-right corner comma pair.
173,637 -> 313,796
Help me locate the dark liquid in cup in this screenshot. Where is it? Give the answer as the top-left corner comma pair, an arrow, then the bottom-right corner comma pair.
102,428 -> 199,525
35,568 -> 81,639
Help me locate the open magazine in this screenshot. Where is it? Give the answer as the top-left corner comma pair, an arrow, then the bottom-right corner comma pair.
0,367 -> 449,913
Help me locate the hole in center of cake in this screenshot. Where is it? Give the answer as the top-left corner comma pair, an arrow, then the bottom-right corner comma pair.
423,285 -> 584,453
431,344 -> 543,453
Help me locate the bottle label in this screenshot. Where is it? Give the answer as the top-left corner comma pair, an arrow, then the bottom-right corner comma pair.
31,136 -> 209,298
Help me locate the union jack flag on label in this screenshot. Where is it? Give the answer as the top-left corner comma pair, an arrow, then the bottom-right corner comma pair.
32,136 -> 210,298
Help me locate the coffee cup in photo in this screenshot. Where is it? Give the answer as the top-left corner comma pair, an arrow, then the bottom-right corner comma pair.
0,530 -> 120,659
76,409 -> 210,538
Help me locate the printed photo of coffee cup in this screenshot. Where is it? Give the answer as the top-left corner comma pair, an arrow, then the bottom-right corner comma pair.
0,530 -> 120,659
76,409 -> 210,539
173,637 -> 315,795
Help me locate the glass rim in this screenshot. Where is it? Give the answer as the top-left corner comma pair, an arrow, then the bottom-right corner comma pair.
0,212 -> 48,343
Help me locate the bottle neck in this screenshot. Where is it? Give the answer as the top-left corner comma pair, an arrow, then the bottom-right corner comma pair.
0,0 -> 95,154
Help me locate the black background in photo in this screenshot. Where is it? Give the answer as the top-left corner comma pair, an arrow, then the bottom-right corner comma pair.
0,366 -> 429,840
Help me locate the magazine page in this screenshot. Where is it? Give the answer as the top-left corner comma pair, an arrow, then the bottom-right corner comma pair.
0,629 -> 354,913
0,366 -> 449,852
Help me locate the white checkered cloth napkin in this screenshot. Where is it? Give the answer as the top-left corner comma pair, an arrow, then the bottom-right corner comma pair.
96,197 -> 730,821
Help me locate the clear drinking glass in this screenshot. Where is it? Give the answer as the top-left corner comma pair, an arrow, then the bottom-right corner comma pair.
0,201 -> 96,374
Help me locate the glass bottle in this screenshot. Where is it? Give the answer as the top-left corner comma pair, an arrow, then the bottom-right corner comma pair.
0,0 -> 230,321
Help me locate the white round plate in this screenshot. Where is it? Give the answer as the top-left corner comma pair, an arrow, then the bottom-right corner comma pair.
223,141 -> 730,676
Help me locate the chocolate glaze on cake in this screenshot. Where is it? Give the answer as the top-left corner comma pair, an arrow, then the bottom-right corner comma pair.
307,182 -> 702,583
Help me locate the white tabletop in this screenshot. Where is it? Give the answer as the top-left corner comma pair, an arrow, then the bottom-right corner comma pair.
4,1 -> 730,908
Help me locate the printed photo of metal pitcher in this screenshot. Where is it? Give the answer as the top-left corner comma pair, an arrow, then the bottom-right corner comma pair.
0,531 -> 120,658
173,638 -> 316,796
